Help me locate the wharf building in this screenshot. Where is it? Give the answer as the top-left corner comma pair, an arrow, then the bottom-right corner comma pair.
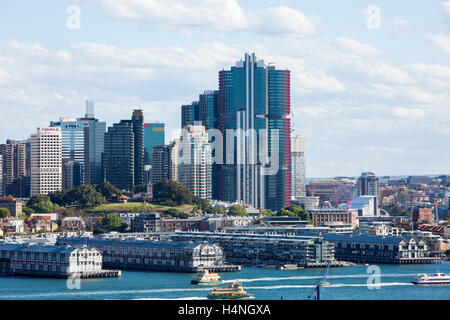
30,127 -> 62,196
323,234 -> 441,264
163,231 -> 335,268
57,237 -> 240,272
0,244 -> 120,278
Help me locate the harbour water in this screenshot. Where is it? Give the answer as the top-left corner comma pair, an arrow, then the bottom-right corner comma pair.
0,261 -> 449,300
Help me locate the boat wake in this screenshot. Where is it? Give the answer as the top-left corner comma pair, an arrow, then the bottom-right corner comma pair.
222,273 -> 418,284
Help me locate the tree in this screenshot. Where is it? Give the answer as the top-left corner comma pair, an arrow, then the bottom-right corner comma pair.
262,209 -> 273,216
207,206 -> 225,215
227,204 -> 247,216
49,190 -> 70,207
101,213 -> 124,232
31,200 -> 55,213
132,184 -> 148,194
153,180 -> 195,205
27,194 -> 51,208
23,206 -> 35,217
95,182 -> 122,201
277,204 -> 311,222
68,185 -> 104,209
0,208 -> 10,218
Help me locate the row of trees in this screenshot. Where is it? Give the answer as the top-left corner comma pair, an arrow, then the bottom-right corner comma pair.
24,182 -> 123,214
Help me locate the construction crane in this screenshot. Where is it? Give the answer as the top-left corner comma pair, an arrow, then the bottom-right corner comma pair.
308,261 -> 331,300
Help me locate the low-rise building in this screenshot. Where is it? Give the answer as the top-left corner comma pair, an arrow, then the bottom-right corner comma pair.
0,197 -> 23,217
0,244 -> 119,278
131,213 -> 161,232
57,237 -> 239,272
323,234 -> 439,264
1,217 -> 25,234
164,231 -> 335,268
311,208 -> 358,228
61,217 -> 85,231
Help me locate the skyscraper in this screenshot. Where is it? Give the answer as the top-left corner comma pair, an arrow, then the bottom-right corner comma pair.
0,139 -> 28,197
81,102 -> 106,185
103,122 -> 134,191
181,101 -> 200,128
50,117 -> 87,189
150,145 -> 172,183
357,172 -> 379,212
103,109 -> 144,190
144,123 -> 165,165
30,127 -> 62,196
199,90 -> 219,130
291,136 -> 306,199
215,53 -> 291,210
178,125 -> 212,200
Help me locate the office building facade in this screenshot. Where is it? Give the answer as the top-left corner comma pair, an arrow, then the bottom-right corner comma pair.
144,123 -> 165,165
178,125 -> 212,199
214,53 -> 291,211
30,127 -> 62,196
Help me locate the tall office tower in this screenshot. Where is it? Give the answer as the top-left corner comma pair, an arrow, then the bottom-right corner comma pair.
62,160 -> 82,190
178,125 -> 212,200
103,122 -> 134,191
199,90 -> 219,130
291,136 -> 306,199
0,139 -> 29,197
181,101 -> 200,128
103,109 -> 144,190
130,109 -> 144,186
30,127 -> 62,196
215,53 -> 291,210
150,145 -> 171,183
144,123 -> 165,166
169,139 -> 181,181
50,117 -> 88,189
81,102 -> 106,185
357,172 -> 380,212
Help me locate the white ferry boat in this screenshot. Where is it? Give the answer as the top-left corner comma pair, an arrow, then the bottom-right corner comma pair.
411,273 -> 450,285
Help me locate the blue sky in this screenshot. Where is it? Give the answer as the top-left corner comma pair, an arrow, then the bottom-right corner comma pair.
0,0 -> 449,177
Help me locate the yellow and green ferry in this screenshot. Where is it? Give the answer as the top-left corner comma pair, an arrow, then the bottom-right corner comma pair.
207,281 -> 253,300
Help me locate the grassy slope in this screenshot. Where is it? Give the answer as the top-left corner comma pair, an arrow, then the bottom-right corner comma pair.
87,202 -> 194,213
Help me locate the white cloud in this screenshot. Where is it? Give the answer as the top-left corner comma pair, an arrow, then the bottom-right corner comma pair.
382,18 -> 410,28
392,107 -> 425,120
335,37 -> 382,56
426,33 -> 450,54
296,71 -> 346,93
98,0 -> 250,31
97,0 -> 316,36
252,6 -> 315,36
441,1 -> 450,21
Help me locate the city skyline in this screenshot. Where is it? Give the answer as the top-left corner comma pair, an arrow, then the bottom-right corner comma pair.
0,1 -> 449,177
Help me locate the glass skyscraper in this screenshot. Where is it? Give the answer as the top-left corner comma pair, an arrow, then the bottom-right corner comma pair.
103,109 -> 144,190
144,123 -> 165,165
215,53 -> 292,210
51,101 -> 106,188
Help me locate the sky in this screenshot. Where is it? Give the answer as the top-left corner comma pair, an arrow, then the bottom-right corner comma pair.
0,0 -> 449,178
